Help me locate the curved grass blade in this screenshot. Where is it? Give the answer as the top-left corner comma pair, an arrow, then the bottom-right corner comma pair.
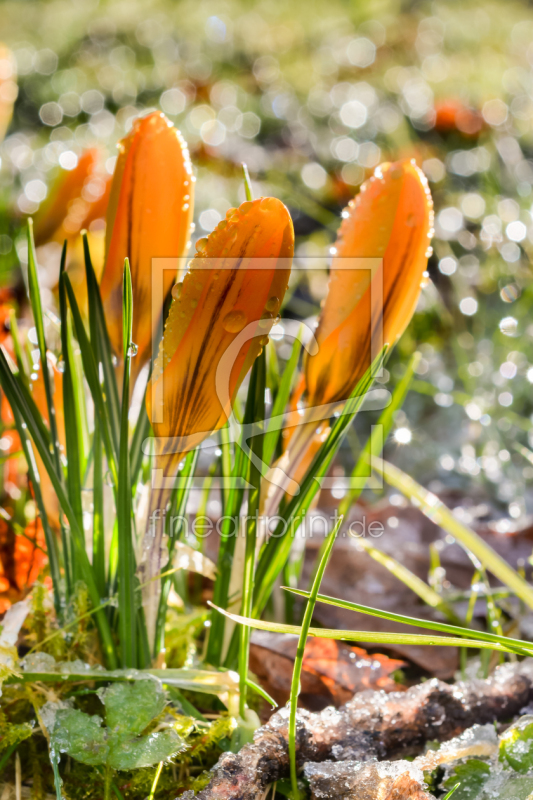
372,456 -> 533,611
288,518 -> 340,800
208,603 -> 528,656
284,590 -> 533,658
26,220 -> 61,476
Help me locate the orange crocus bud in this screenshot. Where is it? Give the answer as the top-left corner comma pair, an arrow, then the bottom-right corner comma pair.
0,45 -> 17,145
33,149 -> 102,246
305,160 -> 434,409
263,160 -> 434,515
142,196 -> 294,648
100,111 -> 194,377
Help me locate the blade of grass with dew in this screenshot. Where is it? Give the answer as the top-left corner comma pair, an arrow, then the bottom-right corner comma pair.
83,233 -> 121,450
338,351 -> 420,518
349,537 -> 462,624
210,603 -> 531,656
251,348 -> 387,620
288,518 -> 341,800
372,456 -> 533,611
26,220 -> 61,477
117,259 -> 137,668
283,589 -> 533,658
64,274 -> 118,488
263,330 -> 301,469
239,350 -> 266,715
0,347 -> 118,667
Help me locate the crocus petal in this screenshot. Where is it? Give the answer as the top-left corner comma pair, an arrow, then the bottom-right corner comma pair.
262,160 -> 434,520
305,159 -> 434,408
33,149 -> 101,246
147,196 -> 294,464
0,45 -> 17,145
100,111 -> 194,371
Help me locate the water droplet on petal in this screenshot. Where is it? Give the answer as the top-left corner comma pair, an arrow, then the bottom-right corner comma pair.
265,296 -> 279,313
171,282 -> 183,300
223,310 -> 247,333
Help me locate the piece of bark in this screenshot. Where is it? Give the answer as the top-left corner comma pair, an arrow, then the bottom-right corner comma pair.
249,632 -> 405,710
190,659 -> 533,800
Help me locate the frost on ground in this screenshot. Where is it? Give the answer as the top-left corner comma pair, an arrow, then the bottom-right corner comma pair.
305,721 -> 533,799
192,660 -> 533,800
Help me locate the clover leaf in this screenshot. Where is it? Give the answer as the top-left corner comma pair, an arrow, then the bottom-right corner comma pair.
51,679 -> 184,772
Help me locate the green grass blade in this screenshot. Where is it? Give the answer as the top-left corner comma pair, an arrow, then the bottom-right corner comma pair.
289,518 -> 340,799
246,678 -> 277,710
83,233 -> 120,450
350,537 -> 462,624
117,259 -> 137,668
339,351 -> 420,517
26,220 -> 61,475
9,310 -> 29,387
284,590 -> 533,657
206,431 -> 249,666
252,348 -> 387,619
209,603 -> 528,656
92,422 -> 106,600
239,350 -> 266,716
262,330 -> 301,468
219,423 -> 231,513
59,247 -> 83,543
153,447 -> 199,655
242,163 -> 253,201
0,348 -> 118,667
64,274 -> 118,488
130,395 -> 150,487
372,456 -> 533,611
